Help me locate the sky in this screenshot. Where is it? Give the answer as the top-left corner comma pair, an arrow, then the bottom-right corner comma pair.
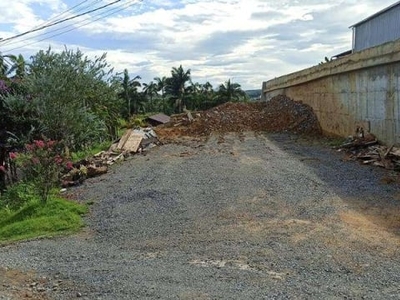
0,0 -> 397,90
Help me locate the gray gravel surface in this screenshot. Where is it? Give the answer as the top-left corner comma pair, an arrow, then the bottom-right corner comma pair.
1,132 -> 400,299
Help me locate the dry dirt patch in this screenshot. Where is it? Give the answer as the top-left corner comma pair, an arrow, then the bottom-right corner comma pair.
339,206 -> 400,255
0,267 -> 50,299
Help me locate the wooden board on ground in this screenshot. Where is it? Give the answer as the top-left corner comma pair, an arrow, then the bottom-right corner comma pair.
122,132 -> 143,152
117,129 -> 132,150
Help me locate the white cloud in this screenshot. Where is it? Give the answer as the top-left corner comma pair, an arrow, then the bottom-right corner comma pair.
0,0 -> 398,89
0,0 -> 65,33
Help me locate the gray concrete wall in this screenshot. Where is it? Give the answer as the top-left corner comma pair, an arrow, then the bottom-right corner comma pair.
262,39 -> 400,145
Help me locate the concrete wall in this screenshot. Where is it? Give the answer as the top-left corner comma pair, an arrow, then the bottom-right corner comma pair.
262,39 -> 400,145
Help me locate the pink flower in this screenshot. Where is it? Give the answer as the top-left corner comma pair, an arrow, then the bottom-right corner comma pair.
9,152 -> 17,160
54,155 -> 63,165
34,140 -> 45,148
0,165 -> 6,173
66,161 -> 73,170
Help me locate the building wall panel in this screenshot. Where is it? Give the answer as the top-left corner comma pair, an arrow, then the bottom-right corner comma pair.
354,5 -> 400,51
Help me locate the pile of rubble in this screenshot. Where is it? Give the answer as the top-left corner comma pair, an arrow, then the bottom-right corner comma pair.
62,96 -> 321,185
155,95 -> 321,143
337,129 -> 400,171
61,128 -> 159,187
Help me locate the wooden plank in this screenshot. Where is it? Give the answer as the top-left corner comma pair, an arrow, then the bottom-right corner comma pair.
117,129 -> 132,150
122,132 -> 143,153
390,147 -> 400,157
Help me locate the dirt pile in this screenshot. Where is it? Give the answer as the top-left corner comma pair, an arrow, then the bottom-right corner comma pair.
155,95 -> 321,143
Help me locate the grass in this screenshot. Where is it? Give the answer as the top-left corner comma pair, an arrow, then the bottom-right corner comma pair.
0,195 -> 88,244
71,140 -> 112,161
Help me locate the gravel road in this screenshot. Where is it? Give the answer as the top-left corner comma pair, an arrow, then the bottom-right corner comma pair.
1,132 -> 400,299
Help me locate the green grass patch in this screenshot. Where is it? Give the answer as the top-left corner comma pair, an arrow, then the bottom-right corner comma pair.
71,140 -> 112,161
0,196 -> 87,244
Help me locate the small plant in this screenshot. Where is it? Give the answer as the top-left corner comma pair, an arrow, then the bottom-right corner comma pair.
127,114 -> 148,128
15,139 -> 72,203
0,182 -> 36,210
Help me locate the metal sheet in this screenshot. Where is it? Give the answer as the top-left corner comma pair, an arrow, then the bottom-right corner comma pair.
353,4 -> 400,51
147,113 -> 171,124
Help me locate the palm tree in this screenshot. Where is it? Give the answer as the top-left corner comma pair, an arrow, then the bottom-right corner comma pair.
166,65 -> 191,113
202,81 -> 213,94
118,69 -> 141,116
142,81 -> 158,112
0,53 -> 27,80
186,81 -> 204,110
8,54 -> 26,78
154,76 -> 167,112
187,80 -> 201,94
216,79 -> 246,104
200,81 -> 215,110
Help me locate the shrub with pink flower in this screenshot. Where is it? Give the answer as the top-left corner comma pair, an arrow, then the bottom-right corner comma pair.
66,161 -> 74,170
9,152 -> 17,160
16,139 -> 67,203
34,140 -> 45,148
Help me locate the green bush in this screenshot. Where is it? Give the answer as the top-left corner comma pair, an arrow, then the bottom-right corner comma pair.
127,114 -> 148,128
15,139 -> 71,203
18,47 -> 122,151
0,182 -> 36,210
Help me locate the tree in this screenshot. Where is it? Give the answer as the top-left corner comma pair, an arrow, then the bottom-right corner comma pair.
154,76 -> 167,112
7,54 -> 26,78
165,65 -> 191,113
142,81 -> 158,112
185,81 -> 203,111
201,81 -> 213,94
216,79 -> 246,104
199,81 -> 215,110
0,53 -> 27,79
20,47 -> 121,150
117,69 -> 141,117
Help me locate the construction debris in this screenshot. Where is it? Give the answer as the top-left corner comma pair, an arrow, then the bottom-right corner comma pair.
61,128 -> 160,187
115,128 -> 158,153
337,130 -> 400,170
146,113 -> 171,126
155,95 -> 322,144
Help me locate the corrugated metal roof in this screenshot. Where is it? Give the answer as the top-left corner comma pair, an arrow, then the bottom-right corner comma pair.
350,1 -> 400,27
331,49 -> 352,59
147,113 -> 171,124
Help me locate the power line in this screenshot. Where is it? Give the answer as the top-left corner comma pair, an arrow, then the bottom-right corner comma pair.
0,0 -> 103,48
1,0 -> 138,50
2,0 -> 141,54
0,0 -> 121,44
28,0 -> 94,31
